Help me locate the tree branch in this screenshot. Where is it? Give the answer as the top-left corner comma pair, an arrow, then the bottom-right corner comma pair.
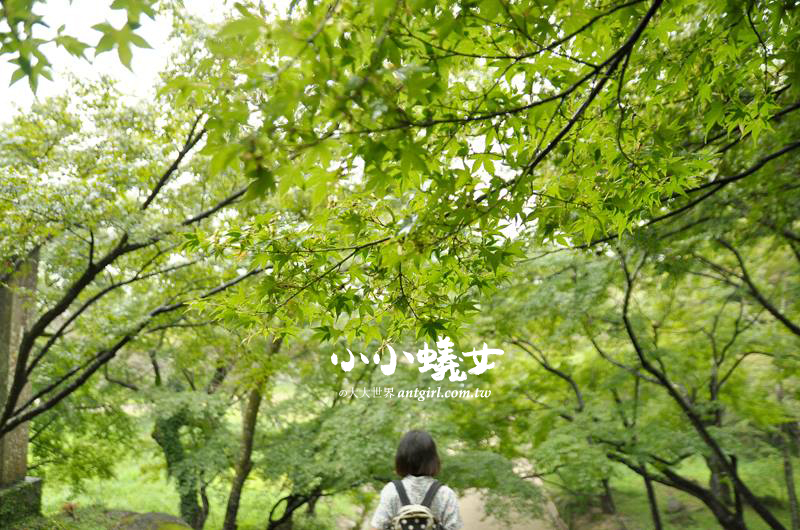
141,114 -> 206,211
715,238 -> 800,338
511,337 -> 585,412
0,266 -> 268,435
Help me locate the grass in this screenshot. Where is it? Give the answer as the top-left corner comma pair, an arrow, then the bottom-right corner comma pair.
35,405 -> 363,530
570,456 -> 795,529
8,505 -> 124,530
40,454 -> 361,529
18,379 -> 369,530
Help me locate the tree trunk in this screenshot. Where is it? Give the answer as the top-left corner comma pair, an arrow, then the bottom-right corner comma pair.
306,494 -> 318,515
0,248 -> 38,483
152,411 -> 208,529
222,386 -> 263,530
599,478 -> 616,514
267,494 -> 307,530
707,454 -> 733,507
641,462 -> 662,530
225,336 -> 281,530
667,469 -> 746,530
783,424 -> 800,530
619,264 -> 785,529
270,520 -> 293,530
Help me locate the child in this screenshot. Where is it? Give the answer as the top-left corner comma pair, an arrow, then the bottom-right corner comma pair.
371,429 -> 463,530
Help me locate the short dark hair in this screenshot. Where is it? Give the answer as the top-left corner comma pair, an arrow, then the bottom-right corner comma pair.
394,429 -> 441,477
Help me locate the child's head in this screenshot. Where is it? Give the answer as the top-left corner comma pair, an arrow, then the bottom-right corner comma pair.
394,429 -> 441,477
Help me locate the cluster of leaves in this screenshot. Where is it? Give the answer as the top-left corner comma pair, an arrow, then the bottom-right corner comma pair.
1,0 -> 157,90
151,0 -> 800,353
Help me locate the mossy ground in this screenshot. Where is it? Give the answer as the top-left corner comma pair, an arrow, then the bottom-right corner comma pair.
7,505 -> 128,530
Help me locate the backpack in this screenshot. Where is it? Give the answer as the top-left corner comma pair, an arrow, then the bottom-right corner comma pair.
388,479 -> 445,530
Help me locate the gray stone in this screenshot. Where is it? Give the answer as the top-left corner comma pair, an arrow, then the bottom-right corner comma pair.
664,496 -> 686,514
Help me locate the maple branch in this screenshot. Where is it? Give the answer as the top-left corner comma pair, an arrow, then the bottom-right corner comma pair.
141,113 -> 206,211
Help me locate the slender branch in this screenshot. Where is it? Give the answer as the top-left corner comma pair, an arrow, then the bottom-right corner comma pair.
141,114 -> 206,211
0,233 -> 146,427
583,318 -> 659,384
271,237 -> 390,312
683,139 -> 800,195
5,333 -> 139,434
103,364 -> 140,391
481,0 -> 665,204
398,0 -> 645,62
512,337 -> 584,411
181,187 -> 247,226
572,138 -> 800,251
397,263 -> 419,321
718,350 -> 774,388
716,238 -> 800,338
26,258 -> 200,377
150,266 -> 267,317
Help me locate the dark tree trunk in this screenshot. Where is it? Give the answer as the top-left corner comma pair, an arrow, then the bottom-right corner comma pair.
224,337 -> 281,530
666,468 -> 746,530
711,503 -> 748,530
306,494 -> 318,515
707,453 -> 733,506
152,411 -> 208,530
618,254 -> 785,529
223,386 -> 263,530
705,396 -> 733,507
599,478 -> 616,514
0,248 -> 38,480
267,494 -> 307,530
782,424 -> 800,530
641,462 -> 662,530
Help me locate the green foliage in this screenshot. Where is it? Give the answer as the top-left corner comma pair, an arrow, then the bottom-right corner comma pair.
0,0 -> 156,90
442,450 -> 542,522
148,0 -> 800,355
3,0 -> 800,527
29,393 -> 136,493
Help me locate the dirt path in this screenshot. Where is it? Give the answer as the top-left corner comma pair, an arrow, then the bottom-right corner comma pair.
458,480 -> 567,530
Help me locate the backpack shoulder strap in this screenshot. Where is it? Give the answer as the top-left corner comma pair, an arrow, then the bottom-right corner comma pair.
421,480 -> 442,508
392,479 -> 412,506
